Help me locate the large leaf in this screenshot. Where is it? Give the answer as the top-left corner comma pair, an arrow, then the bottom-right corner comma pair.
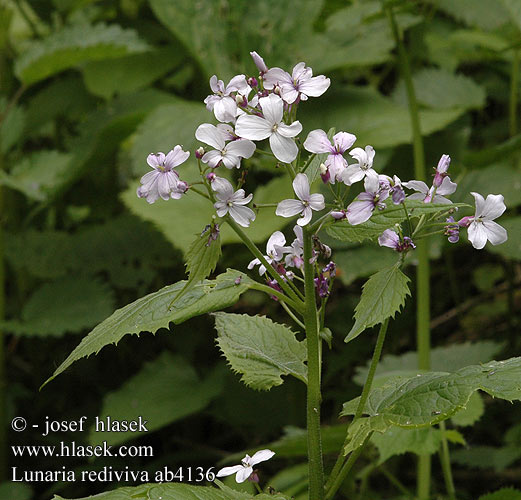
214,312 -> 307,389
1,276 -> 114,337
341,357 -> 521,453
345,264 -> 410,343
52,482 -> 291,500
43,269 -> 256,386
89,352 -> 222,446
479,488 -> 521,500
15,22 -> 149,85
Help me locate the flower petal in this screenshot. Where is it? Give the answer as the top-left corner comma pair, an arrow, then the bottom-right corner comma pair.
341,165 -> 364,185
263,67 -> 292,89
235,466 -> 253,483
298,75 -> 331,97
303,129 -> 332,154
229,205 -> 255,227
259,94 -> 284,125
378,229 -> 400,249
297,206 -> 313,226
214,97 -> 238,123
235,115 -> 272,141
333,131 -> 357,153
216,465 -> 243,478
467,221 -> 488,249
276,199 -> 304,218
277,121 -> 303,138
347,200 -> 374,225
292,173 -> 310,201
470,192 -> 486,217
308,193 -> 325,211
202,150 -> 224,168
480,194 -> 506,220
482,220 -> 508,245
250,449 -> 276,466
226,138 -> 256,159
437,176 -> 457,196
269,133 -> 298,163
404,180 -> 429,195
196,123 -> 225,150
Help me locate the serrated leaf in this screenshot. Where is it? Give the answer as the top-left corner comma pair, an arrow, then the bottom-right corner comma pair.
52,482 -> 291,500
451,391 -> 485,427
186,227 -> 221,283
43,269 -> 255,387
345,264 -> 410,343
479,488 -> 521,500
341,357 -> 521,453
371,427 -> 442,463
0,276 -> 114,337
214,312 -> 307,390
15,22 -> 149,85
354,340 -> 504,386
89,352 -> 222,446
327,201 -> 466,243
303,127 -> 335,184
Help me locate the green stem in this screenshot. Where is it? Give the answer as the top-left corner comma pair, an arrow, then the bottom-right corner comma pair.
380,464 -> 414,497
439,421 -> 457,500
325,319 -> 390,498
303,226 -> 324,500
509,48 -> 519,138
280,301 -> 305,329
387,6 -> 433,498
226,219 -> 303,309
249,283 -> 302,314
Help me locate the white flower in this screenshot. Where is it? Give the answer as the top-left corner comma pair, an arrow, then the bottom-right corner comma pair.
211,176 -> 255,227
216,449 -> 275,483
284,225 -> 304,268
137,147 -> 189,204
276,173 -> 325,226
303,129 -> 357,183
340,145 -> 378,186
248,231 -> 287,275
404,176 -> 457,204
263,62 -> 330,104
204,75 -> 250,122
195,123 -> 255,169
235,94 -> 302,163
466,192 -> 508,250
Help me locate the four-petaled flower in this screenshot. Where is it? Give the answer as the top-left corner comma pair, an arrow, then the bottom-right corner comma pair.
404,176 -> 457,204
463,192 -> 508,250
204,75 -> 250,123
195,123 -> 255,169
248,231 -> 288,275
378,229 -> 416,252
137,147 -> 189,204
340,145 -> 378,186
347,175 -> 389,225
235,94 -> 302,163
216,449 -> 275,483
264,62 -> 330,104
303,129 -> 357,183
211,176 -> 256,227
276,173 -> 325,226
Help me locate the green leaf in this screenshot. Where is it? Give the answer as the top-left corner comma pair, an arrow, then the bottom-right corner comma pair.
15,22 -> 149,85
52,482 -> 291,500
462,134 -> 521,168
42,269 -> 256,387
326,201 -> 466,244
453,445 -> 521,471
451,391 -> 485,427
0,150 -> 73,202
345,264 -> 410,343
479,488 -> 521,500
392,68 -> 486,110
341,357 -> 521,453
0,101 -> 25,154
214,312 -> 307,389
354,340 -> 504,386
371,427 -> 442,464
89,352 -> 222,446
81,46 -> 184,99
499,0 -> 521,30
185,225 -> 222,283
1,276 -> 114,337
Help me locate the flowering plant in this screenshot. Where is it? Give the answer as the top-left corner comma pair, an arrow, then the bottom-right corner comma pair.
45,48 -> 518,500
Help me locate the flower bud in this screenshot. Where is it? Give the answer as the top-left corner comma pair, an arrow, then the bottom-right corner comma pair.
195,146 -> 205,159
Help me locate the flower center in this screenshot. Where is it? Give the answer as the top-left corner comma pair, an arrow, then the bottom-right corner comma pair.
272,123 -> 279,132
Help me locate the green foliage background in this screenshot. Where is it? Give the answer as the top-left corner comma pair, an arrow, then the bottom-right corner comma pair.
1,0 -> 520,499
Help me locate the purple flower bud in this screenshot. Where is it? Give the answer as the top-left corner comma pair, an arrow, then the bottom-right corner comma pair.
331,210 -> 347,220
457,216 -> 474,228
319,163 -> 330,184
250,51 -> 268,74
248,76 -> 258,88
323,261 -> 336,277
378,229 -> 415,253
195,146 -> 205,159
206,172 -> 216,182
248,471 -> 260,483
433,154 -> 451,188
267,279 -> 282,301
314,274 -> 330,298
444,216 -> 460,243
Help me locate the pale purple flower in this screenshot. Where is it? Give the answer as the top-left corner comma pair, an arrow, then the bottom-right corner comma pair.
314,274 -> 329,298
235,94 -> 302,163
276,173 -> 325,226
211,176 -> 255,227
216,449 -> 275,483
137,147 -> 189,204
340,146 -> 378,186
204,74 -> 250,122
378,229 -> 416,252
248,231 -> 288,275
250,51 -> 268,75
303,129 -> 357,183
444,216 -> 460,243
347,175 -> 389,225
404,176 -> 457,204
263,62 -> 330,104
464,192 -> 508,250
433,154 -> 451,188
284,225 -> 305,269
195,123 -> 255,169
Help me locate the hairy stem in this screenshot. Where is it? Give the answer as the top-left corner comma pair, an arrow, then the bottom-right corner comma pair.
303,226 -> 324,500
387,6 -> 433,497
